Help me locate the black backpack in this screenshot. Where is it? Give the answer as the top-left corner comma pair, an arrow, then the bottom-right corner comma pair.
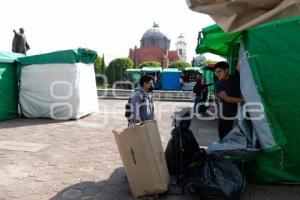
125,98 -> 132,122
125,94 -> 147,123
165,112 -> 202,176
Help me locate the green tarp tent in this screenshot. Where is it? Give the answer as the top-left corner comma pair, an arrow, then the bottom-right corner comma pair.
18,48 -> 97,66
17,48 -> 99,120
125,69 -> 141,88
202,67 -> 215,99
197,16 -> 300,183
0,51 -> 24,121
18,48 -> 98,120
197,25 -> 241,74
196,24 -> 241,57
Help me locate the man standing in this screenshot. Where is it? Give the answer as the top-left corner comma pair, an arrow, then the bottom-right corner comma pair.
193,73 -> 213,115
126,74 -> 155,124
214,61 -> 243,139
12,28 -> 30,55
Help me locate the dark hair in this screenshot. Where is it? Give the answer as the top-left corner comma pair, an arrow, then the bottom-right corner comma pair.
214,61 -> 229,70
140,74 -> 154,87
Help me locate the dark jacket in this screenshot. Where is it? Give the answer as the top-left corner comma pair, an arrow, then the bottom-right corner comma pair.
193,79 -> 213,97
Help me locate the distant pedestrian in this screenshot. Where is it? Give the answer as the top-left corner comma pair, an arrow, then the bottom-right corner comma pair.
193,74 -> 214,115
12,28 -> 30,55
179,74 -> 184,90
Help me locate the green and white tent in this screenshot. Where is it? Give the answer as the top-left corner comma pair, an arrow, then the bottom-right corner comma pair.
197,16 -> 300,183
140,67 -> 162,73
0,51 -> 24,121
125,69 -> 141,88
18,48 -> 99,120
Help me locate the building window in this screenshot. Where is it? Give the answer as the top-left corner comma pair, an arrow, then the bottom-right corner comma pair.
179,49 -> 183,56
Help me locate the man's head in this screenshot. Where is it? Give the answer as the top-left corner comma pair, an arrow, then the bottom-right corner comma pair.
197,73 -> 203,80
19,28 -> 24,34
140,74 -> 154,92
214,61 -> 229,80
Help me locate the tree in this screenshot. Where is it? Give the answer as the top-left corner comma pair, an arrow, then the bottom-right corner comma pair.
101,54 -> 106,73
106,58 -> 134,86
139,61 -> 161,68
169,61 -> 191,70
94,54 -> 106,74
193,55 -> 207,67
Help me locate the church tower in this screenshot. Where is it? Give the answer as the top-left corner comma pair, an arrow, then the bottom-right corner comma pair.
175,33 -> 187,61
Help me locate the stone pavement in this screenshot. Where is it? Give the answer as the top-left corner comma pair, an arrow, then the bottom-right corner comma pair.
0,99 -> 299,200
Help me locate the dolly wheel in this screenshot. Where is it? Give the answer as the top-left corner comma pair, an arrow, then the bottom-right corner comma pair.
186,183 -> 196,194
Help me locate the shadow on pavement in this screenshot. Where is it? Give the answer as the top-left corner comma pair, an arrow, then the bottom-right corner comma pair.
50,167 -> 199,200
47,113 -> 300,200
50,167 -> 133,200
0,117 -> 70,129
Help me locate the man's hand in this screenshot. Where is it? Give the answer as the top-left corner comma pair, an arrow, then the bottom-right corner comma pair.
236,63 -> 240,72
13,30 -> 16,34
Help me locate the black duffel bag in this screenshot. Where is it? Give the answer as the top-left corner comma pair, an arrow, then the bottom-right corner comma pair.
188,156 -> 247,200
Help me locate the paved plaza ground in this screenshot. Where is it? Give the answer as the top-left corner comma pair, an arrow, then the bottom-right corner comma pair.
0,99 -> 299,200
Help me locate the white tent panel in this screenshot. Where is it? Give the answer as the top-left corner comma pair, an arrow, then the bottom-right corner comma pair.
20,63 -> 99,120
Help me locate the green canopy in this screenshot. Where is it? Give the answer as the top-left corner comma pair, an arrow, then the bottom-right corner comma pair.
18,48 -> 97,66
141,67 -> 162,72
0,51 -> 23,121
163,68 -> 181,73
124,68 -> 141,88
196,24 -> 241,57
243,16 -> 300,183
125,68 -> 141,73
198,16 -> 300,183
0,51 -> 24,63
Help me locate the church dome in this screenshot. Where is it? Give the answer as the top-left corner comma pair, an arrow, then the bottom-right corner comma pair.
140,23 -> 170,50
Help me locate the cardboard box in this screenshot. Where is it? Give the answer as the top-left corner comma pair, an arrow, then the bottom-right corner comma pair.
113,121 -> 169,197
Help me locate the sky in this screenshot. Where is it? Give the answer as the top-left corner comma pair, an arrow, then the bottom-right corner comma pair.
0,0 -> 220,64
